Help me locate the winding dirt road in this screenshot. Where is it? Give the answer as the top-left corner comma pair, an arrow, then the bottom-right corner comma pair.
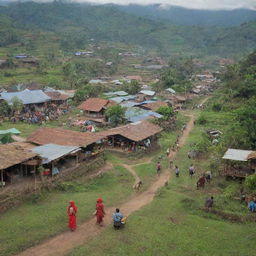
17,104 -> 198,256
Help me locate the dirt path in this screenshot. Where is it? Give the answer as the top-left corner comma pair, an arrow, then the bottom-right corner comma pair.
17,97 -> 207,256
122,163 -> 141,188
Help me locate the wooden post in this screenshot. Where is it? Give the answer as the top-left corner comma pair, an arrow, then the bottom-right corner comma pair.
1,170 -> 3,188
34,165 -> 36,191
20,165 -> 22,177
52,162 -> 54,177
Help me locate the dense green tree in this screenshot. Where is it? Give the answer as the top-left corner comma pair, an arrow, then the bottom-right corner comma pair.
74,84 -> 103,102
0,101 -> 11,116
105,105 -> 125,126
156,106 -> 174,120
10,97 -> 23,114
122,80 -> 140,95
235,97 -> 256,148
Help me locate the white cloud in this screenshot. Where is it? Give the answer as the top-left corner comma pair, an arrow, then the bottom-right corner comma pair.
70,0 -> 256,10
11,0 -> 256,10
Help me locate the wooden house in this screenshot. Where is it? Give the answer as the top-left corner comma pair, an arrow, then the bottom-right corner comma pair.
78,98 -> 115,119
222,149 -> 256,178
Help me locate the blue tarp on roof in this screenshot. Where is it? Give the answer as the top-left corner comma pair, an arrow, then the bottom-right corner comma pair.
110,97 -> 125,103
121,101 -> 141,108
0,128 -> 21,135
1,89 -> 51,105
139,90 -> 156,96
32,144 -> 80,164
121,100 -> 155,108
125,107 -> 162,123
104,91 -> 128,97
110,95 -> 137,104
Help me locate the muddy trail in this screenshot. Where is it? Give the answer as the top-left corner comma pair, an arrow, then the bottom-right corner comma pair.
17,111 -> 197,256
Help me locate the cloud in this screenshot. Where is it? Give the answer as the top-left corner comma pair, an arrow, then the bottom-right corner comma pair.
70,0 -> 256,10
10,1 -> 256,10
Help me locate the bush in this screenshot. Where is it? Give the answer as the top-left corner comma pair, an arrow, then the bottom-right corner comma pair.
212,103 -> 222,112
223,184 -> 240,198
245,174 -> 256,191
156,106 -> 174,120
105,105 -> 125,126
197,115 -> 207,125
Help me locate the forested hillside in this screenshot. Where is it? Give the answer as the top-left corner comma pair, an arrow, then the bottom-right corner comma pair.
0,1 -> 255,58
117,4 -> 256,27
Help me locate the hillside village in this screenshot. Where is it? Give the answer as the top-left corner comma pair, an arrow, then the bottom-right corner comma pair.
0,2 -> 256,256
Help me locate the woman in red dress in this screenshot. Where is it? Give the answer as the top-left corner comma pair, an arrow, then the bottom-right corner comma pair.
68,201 -> 77,231
96,198 -> 105,226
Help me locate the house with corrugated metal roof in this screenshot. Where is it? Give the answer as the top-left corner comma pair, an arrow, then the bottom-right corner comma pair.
0,89 -> 51,105
222,148 -> 256,178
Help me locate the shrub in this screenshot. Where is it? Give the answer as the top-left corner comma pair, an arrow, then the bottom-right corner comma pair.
212,103 -> 222,112
197,115 -> 207,125
245,174 -> 256,191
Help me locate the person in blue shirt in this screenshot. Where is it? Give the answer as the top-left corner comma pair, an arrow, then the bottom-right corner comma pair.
113,208 -> 123,229
248,200 -> 256,212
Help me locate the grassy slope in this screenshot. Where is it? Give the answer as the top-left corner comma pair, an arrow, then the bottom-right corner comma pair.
0,163 -> 134,256
67,106 -> 256,256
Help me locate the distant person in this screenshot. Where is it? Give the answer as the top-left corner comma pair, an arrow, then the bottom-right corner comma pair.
248,199 -> 256,212
156,162 -> 161,176
95,198 -> 105,226
205,171 -> 212,183
166,148 -> 170,157
68,201 -> 77,232
189,164 -> 195,177
240,187 -> 246,203
197,175 -> 206,189
133,180 -> 142,191
169,159 -> 173,168
175,165 -> 180,177
205,196 -> 214,209
113,208 -> 123,229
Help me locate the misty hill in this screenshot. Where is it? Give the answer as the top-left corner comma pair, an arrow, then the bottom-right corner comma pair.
117,4 -> 256,27
0,1 -> 255,58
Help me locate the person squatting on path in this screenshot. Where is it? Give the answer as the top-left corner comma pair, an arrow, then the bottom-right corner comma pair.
175,165 -> 180,177
68,201 -> 77,232
113,208 -> 124,230
95,198 -> 105,226
189,164 -> 195,177
156,161 -> 161,176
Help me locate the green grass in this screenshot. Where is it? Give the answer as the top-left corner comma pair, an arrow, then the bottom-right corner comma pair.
0,122 -> 40,137
0,165 -> 134,256
67,108 -> 255,256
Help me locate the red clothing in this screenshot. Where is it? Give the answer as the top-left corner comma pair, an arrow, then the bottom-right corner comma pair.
96,198 -> 105,224
68,201 -> 77,231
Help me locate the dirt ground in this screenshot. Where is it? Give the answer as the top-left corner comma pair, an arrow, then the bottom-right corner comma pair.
17,103 -> 199,256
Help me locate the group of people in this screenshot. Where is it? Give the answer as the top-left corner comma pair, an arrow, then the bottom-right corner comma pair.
67,198 -> 126,232
8,103 -> 69,124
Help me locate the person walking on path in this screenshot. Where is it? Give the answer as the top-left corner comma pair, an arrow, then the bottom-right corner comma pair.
205,196 -> 214,210
156,162 -> 161,176
166,148 -> 170,157
189,164 -> 195,177
175,165 -> 180,177
95,198 -> 105,226
68,201 -> 77,232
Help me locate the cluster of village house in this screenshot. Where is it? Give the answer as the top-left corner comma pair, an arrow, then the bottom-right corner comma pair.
1,69 -> 250,189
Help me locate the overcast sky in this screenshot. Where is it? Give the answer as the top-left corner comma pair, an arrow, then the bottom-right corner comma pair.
11,1 -> 256,10
69,0 -> 256,10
